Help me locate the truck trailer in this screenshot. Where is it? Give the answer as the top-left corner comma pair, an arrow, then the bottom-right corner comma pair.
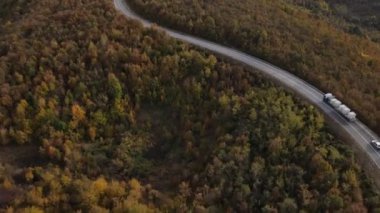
323,93 -> 356,122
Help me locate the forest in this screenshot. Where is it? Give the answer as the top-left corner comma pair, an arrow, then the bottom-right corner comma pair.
288,0 -> 380,42
128,0 -> 380,135
1,0 -> 380,212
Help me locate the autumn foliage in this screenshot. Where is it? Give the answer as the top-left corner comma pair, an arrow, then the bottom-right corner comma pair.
0,0 -> 380,211
129,0 -> 380,134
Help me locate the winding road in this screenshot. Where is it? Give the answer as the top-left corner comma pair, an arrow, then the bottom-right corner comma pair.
114,0 -> 380,169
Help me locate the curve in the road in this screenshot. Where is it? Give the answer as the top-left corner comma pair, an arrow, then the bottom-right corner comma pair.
114,0 -> 380,168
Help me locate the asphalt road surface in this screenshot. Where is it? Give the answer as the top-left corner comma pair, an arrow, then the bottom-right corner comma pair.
114,0 -> 380,168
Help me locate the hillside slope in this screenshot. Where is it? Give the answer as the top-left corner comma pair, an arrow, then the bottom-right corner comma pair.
326,0 -> 380,40
287,0 -> 380,42
129,0 -> 380,134
0,0 -> 380,211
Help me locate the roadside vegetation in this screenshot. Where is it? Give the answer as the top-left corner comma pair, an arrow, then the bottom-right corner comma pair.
292,0 -> 380,42
1,0 -> 380,211
129,0 -> 380,134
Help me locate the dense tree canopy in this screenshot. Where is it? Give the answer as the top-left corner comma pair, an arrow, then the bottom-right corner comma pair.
298,0 -> 380,42
129,0 -> 380,134
0,0 -> 380,212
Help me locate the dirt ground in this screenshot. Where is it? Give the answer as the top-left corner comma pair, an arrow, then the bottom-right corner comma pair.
0,144 -> 42,168
0,144 -> 42,206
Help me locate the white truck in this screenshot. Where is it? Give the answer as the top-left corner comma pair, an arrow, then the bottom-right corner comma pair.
323,93 -> 356,122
